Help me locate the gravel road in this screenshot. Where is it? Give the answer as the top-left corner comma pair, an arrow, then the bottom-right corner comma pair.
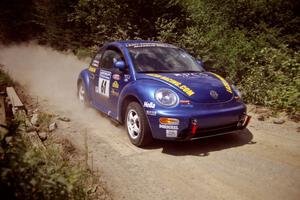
1,44 -> 299,200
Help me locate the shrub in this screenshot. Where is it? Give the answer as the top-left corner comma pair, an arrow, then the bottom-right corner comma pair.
240,46 -> 300,113
0,120 -> 87,200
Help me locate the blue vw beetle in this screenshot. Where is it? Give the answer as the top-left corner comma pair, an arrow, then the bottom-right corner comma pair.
77,40 -> 250,147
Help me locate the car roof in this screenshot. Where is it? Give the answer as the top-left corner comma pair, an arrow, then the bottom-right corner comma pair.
108,40 -> 177,48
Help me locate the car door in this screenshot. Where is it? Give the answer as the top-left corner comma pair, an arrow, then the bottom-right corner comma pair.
92,47 -> 129,118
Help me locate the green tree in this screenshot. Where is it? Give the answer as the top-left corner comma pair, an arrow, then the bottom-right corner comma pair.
0,0 -> 41,43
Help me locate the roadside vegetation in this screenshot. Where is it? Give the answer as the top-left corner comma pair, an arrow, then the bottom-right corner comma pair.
0,0 -> 299,114
0,120 -> 86,200
0,69 -> 109,199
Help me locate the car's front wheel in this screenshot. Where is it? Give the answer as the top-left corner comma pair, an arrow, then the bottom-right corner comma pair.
125,102 -> 152,147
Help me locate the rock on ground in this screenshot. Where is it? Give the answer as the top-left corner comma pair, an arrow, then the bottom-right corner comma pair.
49,122 -> 57,132
31,113 -> 39,125
38,131 -> 47,141
58,116 -> 71,122
273,118 -> 285,124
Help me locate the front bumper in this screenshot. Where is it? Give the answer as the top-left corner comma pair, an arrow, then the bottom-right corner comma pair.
179,115 -> 251,140
146,101 -> 250,140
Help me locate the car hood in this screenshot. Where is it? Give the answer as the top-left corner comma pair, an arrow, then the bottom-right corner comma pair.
137,72 -> 234,103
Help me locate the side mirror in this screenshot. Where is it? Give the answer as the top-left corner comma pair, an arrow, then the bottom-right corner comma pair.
114,60 -> 125,71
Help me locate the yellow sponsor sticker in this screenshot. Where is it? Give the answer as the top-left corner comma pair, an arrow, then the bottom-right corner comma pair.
112,81 -> 119,89
88,66 -> 96,73
147,74 -> 195,96
209,72 -> 232,94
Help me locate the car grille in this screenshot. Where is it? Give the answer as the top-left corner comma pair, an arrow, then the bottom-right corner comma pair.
178,122 -> 243,140
193,122 -> 242,138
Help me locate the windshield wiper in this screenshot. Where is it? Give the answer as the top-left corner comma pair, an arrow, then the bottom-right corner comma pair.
175,70 -> 204,73
138,71 -> 171,73
138,70 -> 205,73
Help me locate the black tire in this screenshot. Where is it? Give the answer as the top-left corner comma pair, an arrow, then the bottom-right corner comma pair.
77,81 -> 89,107
125,102 -> 153,147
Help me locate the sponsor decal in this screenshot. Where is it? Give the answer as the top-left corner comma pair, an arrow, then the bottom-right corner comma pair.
144,101 -> 155,109
124,74 -> 130,82
210,90 -> 219,99
88,66 -> 97,73
180,100 -> 190,105
112,74 -> 121,81
111,89 -> 119,96
166,129 -> 178,138
112,81 -> 119,89
180,104 -> 194,108
147,74 -> 195,96
126,43 -> 176,48
97,70 -> 111,97
209,72 -> 233,94
100,70 -> 111,79
146,110 -> 157,116
179,100 -> 193,108
159,124 -> 178,130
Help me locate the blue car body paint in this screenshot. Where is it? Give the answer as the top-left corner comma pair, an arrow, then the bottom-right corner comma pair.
78,40 -> 250,140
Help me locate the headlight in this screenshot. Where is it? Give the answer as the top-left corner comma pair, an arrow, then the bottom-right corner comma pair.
155,88 -> 179,107
232,85 -> 242,98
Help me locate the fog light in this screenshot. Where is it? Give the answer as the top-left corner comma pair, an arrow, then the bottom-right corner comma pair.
159,118 -> 179,125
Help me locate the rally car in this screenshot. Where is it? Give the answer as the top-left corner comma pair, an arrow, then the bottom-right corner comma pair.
77,40 -> 250,147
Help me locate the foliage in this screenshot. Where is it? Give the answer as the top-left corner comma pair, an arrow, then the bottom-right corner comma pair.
35,112 -> 54,132
0,120 -> 87,200
69,0 -> 188,46
75,46 -> 97,60
0,0 -> 41,43
241,46 -> 300,113
175,0 -> 300,113
0,0 -> 299,113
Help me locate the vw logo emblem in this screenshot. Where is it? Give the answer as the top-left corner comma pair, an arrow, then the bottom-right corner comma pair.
210,90 -> 218,99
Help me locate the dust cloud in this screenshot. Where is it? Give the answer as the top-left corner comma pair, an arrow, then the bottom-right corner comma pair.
0,42 -> 125,140
0,42 -> 129,150
0,43 -> 88,112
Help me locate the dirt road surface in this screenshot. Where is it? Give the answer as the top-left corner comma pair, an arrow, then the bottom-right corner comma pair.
1,44 -> 299,200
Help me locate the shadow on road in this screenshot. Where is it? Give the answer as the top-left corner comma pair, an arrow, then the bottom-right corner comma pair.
145,129 -> 255,157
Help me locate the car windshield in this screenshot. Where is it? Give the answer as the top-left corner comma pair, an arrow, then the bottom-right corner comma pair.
128,46 -> 205,73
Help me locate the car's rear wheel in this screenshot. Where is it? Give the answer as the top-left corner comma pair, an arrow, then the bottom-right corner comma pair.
78,81 -> 89,107
125,102 -> 152,147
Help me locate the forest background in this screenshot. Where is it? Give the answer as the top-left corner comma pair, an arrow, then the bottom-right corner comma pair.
0,0 -> 299,114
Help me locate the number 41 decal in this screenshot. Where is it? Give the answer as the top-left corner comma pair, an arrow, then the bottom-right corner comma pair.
98,78 -> 110,97
97,70 -> 111,97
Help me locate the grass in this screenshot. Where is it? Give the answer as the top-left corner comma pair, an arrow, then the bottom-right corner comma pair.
0,117 -> 110,200
0,68 -> 110,200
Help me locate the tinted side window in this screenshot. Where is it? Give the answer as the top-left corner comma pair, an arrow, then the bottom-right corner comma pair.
100,50 -> 122,69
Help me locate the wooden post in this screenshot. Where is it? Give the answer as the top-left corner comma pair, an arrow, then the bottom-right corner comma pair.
0,95 -> 7,132
6,87 -> 25,115
6,87 -> 45,149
